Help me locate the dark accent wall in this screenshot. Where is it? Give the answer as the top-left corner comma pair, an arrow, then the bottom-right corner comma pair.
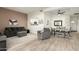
0,8 -> 28,33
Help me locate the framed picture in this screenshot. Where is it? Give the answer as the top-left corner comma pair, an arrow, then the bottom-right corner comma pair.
54,20 -> 62,26
9,19 -> 18,25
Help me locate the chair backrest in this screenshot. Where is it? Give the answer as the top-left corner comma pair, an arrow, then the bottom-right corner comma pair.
44,28 -> 50,32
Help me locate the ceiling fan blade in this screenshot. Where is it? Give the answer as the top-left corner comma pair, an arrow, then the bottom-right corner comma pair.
57,10 -> 65,14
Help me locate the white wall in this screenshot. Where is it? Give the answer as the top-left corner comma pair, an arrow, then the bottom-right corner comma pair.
43,12 -> 71,30
77,16 -> 79,32
27,11 -> 71,34
44,12 -> 52,28
50,15 -> 70,29
70,15 -> 79,32
27,12 -> 45,34
77,20 -> 79,32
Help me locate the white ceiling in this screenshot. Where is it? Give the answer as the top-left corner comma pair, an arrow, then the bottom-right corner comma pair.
4,7 -> 62,14
4,7 -> 48,14
4,7 -> 79,15
47,7 -> 79,15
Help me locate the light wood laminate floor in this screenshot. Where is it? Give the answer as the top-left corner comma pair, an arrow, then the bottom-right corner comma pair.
8,32 -> 79,51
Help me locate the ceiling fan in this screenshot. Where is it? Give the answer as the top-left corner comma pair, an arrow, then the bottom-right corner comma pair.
40,9 -> 43,12
57,10 -> 65,15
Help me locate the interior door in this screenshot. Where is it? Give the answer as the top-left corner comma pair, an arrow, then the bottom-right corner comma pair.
70,16 -> 77,32
77,19 -> 79,32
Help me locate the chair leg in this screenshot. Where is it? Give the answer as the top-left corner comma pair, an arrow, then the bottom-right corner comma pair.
64,32 -> 66,38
